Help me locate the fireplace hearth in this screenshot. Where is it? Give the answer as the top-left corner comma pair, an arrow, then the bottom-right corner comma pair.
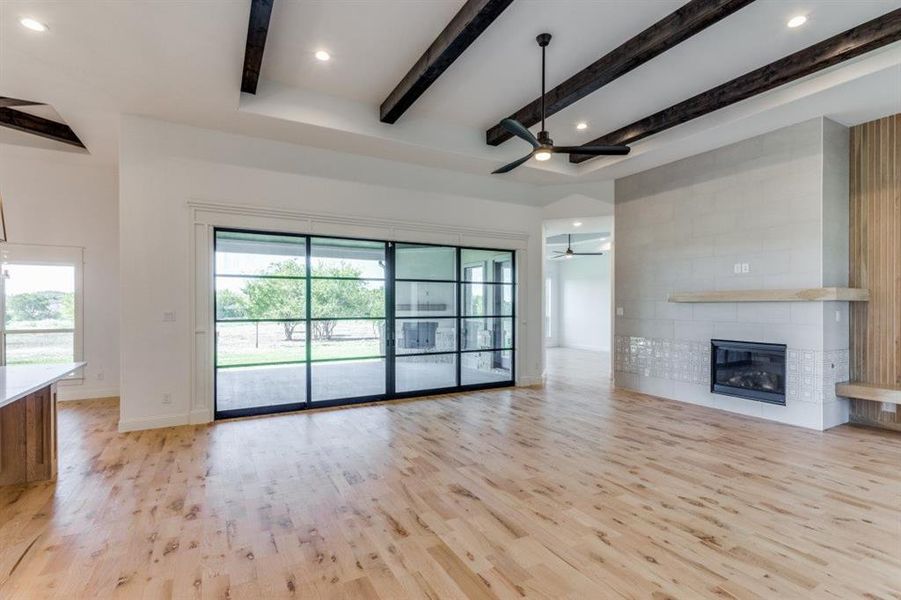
710,340 -> 786,405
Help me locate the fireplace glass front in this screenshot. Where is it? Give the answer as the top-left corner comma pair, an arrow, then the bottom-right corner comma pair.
710,340 -> 786,405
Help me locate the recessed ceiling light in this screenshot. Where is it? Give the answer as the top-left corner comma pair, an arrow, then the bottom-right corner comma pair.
576,122 -> 588,130
534,150 -> 552,161
573,221 -> 583,227
787,15 -> 807,28
19,17 -> 48,32
314,50 -> 331,61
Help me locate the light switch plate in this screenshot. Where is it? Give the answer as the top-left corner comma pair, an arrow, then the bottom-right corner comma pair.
616,307 -> 624,316
733,263 -> 741,274
741,263 -> 750,273
163,311 -> 176,322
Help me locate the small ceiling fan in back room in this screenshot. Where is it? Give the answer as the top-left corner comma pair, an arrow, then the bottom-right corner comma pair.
491,33 -> 630,174
551,234 -> 606,260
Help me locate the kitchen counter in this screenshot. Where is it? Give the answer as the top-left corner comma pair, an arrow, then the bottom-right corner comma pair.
0,362 -> 85,486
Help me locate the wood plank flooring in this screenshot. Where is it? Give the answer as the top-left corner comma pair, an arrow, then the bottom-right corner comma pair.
1,348 -> 899,599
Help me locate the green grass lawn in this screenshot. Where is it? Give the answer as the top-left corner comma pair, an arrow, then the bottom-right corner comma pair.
217,338 -> 381,367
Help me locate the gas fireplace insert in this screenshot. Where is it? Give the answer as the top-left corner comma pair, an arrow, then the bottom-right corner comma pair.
710,339 -> 786,405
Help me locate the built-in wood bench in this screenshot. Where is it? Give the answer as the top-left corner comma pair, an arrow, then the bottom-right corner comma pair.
835,381 -> 901,405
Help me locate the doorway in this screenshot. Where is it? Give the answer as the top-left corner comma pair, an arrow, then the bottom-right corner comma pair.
543,220 -> 613,382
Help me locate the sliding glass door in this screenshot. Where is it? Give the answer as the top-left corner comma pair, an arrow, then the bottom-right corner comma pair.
214,229 -> 515,418
394,244 -> 458,393
215,232 -> 308,415
309,238 -> 387,401
461,249 -> 514,384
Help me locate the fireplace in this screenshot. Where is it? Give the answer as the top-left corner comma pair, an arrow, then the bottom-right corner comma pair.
710,340 -> 786,405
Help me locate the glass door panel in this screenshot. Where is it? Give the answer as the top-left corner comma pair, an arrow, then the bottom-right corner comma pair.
393,245 -> 458,394
309,238 -> 387,402
396,354 -> 456,393
462,350 -> 513,385
461,318 -> 513,351
395,281 -> 455,317
396,244 -> 456,280
214,230 -> 307,416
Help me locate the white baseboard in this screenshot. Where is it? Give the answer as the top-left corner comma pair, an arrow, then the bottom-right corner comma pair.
517,375 -> 544,387
189,407 -> 212,425
58,384 -> 120,401
119,413 -> 190,432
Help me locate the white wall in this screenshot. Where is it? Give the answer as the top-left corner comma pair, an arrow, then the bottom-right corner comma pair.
119,116 -> 545,431
613,118 -> 850,430
558,254 -> 611,352
0,145 -> 120,400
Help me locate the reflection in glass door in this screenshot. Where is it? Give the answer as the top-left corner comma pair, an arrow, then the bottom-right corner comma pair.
214,229 -> 515,418
394,244 -> 458,393
461,249 -> 514,385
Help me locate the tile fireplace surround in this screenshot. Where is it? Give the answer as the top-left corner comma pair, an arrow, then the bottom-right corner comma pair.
613,118 -> 851,431
614,336 -> 850,429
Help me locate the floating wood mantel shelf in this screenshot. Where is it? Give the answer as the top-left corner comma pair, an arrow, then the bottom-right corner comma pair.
668,288 -> 870,303
836,381 -> 901,405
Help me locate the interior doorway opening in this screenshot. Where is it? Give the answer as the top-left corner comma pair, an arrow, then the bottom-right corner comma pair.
542,218 -> 613,383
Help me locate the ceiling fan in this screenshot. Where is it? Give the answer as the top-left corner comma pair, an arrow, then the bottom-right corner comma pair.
492,33 -> 630,174
552,234 -> 606,260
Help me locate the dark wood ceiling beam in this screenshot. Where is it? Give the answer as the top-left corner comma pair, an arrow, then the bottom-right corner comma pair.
570,8 -> 901,163
486,0 -> 756,146
380,0 -> 515,124
241,0 -> 274,94
0,97 -> 43,109
0,108 -> 85,148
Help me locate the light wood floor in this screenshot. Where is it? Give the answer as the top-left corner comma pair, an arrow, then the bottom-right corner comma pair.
1,348 -> 899,599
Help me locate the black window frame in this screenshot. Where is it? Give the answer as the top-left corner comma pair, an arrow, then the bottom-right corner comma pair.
213,227 -> 516,419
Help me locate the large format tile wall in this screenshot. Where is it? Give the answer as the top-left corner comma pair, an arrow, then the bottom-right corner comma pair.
613,118 -> 850,430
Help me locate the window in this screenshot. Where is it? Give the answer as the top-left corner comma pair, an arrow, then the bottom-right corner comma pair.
0,244 -> 83,370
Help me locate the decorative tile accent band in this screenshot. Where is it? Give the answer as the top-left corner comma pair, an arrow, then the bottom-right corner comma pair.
613,336 -> 849,405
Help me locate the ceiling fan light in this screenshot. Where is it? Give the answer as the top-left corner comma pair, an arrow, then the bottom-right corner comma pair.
534,150 -> 552,161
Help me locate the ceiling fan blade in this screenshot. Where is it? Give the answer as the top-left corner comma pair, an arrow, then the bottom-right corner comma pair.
572,252 -> 606,255
554,145 -> 630,156
499,118 -> 539,148
492,152 -> 533,174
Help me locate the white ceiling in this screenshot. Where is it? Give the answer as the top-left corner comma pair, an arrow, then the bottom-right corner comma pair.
1,0 -> 900,197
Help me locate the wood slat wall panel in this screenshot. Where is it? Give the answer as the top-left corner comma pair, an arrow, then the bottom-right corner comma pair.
849,114 -> 901,430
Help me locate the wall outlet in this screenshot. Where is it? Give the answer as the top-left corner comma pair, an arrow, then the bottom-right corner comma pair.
882,402 -> 897,414
163,311 -> 176,322
162,393 -> 172,405
733,263 -> 741,274
741,263 -> 750,273
616,306 -> 624,316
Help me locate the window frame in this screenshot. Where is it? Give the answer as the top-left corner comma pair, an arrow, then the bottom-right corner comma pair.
0,243 -> 84,377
